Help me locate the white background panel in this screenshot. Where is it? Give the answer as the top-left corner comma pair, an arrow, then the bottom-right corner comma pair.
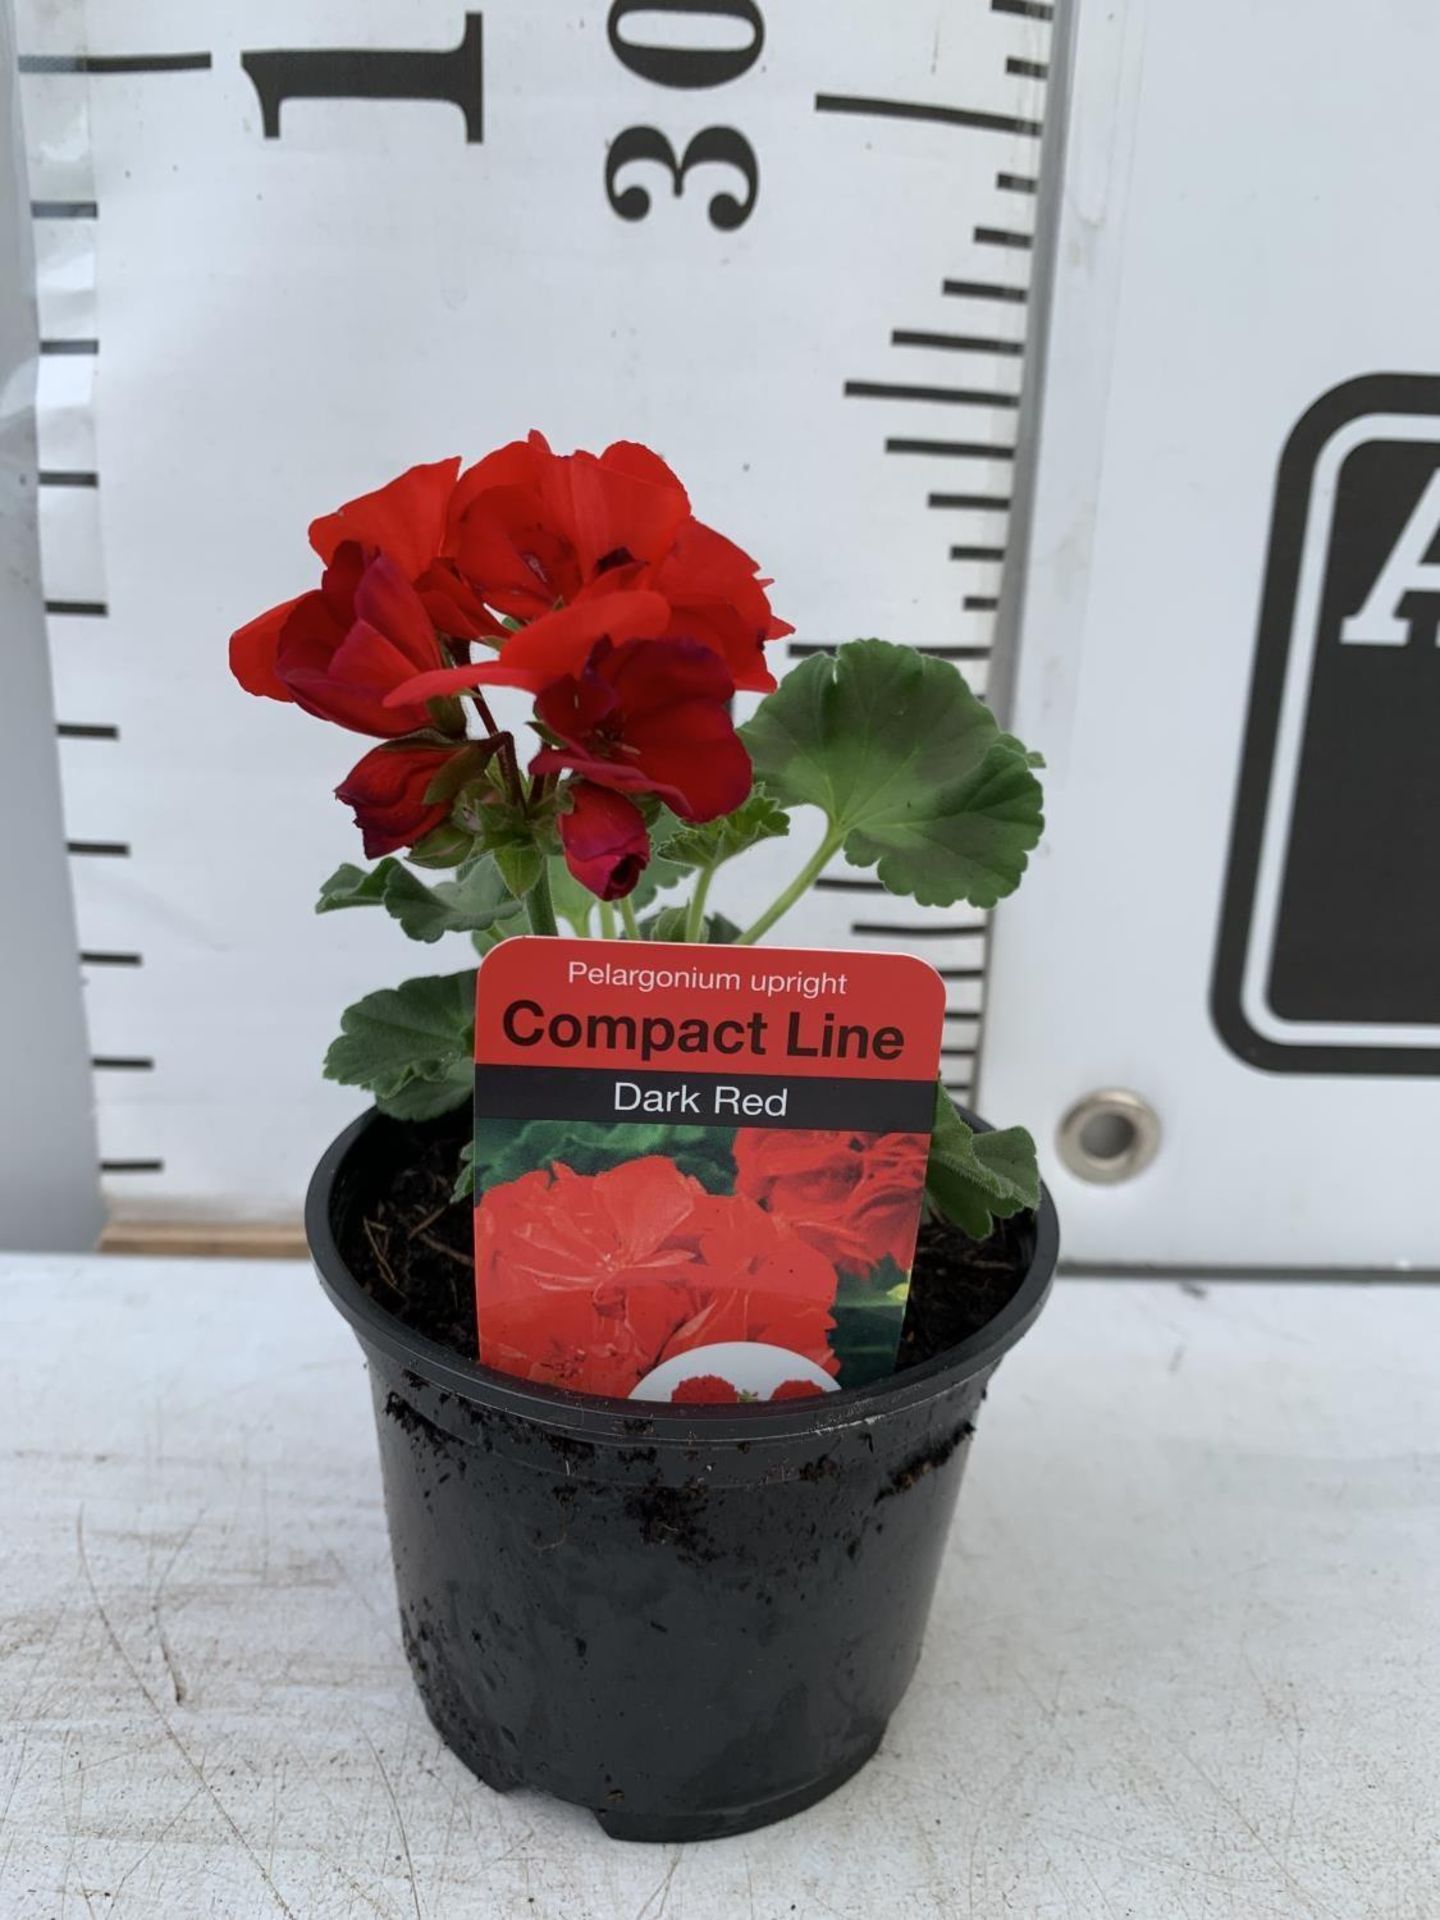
979,0 -> 1440,1269
33,352 -> 96,470
16,0 -> 1055,1220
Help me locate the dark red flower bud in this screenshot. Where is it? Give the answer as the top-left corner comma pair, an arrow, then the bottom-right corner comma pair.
336,742 -> 459,857
557,782 -> 651,901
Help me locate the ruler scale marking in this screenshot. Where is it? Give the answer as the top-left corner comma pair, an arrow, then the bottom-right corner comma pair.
892,329 -> 1024,356
886,438 -> 1017,457
974,227 -> 1034,251
815,94 -> 1041,140
30,200 -> 98,219
943,279 -> 1028,303
19,51 -> 212,75
845,380 -> 1020,409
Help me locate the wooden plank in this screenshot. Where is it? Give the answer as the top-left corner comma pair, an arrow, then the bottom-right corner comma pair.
98,1219 -> 307,1258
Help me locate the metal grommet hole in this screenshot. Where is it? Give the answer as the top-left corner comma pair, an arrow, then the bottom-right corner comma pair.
1058,1090 -> 1161,1185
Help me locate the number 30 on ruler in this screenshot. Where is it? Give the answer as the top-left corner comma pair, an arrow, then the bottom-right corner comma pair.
605,1 -> 762,231
242,5 -> 763,229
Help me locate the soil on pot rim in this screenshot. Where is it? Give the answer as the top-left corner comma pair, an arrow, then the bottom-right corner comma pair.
336,1109 -> 1033,1381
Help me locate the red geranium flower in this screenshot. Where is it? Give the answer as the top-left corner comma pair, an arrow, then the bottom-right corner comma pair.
376,588 -> 672,706
558,782 -> 651,901
733,1129 -> 932,1280
531,637 -> 751,823
229,460 -> 493,722
377,431 -> 789,705
451,432 -> 791,687
474,1157 -> 838,1399
664,1192 -> 843,1371
448,431 -> 692,620
230,436 -> 790,863
268,552 -> 462,738
645,516 -> 792,694
335,741 -> 460,857
475,1158 -> 721,1399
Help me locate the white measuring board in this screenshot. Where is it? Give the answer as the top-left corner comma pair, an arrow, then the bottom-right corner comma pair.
15,0 -> 1057,1222
979,0 -> 1440,1270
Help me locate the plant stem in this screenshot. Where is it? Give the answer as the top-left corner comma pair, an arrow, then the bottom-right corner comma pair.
467,692 -> 524,809
683,865 -> 715,942
619,895 -> 641,941
598,901 -> 617,940
525,861 -> 559,936
736,831 -> 844,945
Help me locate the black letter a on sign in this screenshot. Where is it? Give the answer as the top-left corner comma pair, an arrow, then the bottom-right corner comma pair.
242,14 -> 483,142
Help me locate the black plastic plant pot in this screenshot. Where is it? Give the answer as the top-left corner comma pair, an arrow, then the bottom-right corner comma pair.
306,1108 -> 1059,1843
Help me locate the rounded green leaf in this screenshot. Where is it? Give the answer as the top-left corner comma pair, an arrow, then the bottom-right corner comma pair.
324,970 -> 475,1120
742,639 -> 1044,909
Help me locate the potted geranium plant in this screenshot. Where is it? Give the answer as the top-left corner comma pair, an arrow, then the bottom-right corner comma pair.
231,432 -> 1057,1842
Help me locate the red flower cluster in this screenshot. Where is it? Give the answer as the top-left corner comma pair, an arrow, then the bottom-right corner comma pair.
474,1156 -> 839,1399
230,435 -> 789,886
733,1129 -> 931,1280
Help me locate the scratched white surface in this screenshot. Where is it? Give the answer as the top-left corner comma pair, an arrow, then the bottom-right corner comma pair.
0,1261 -> 1436,1920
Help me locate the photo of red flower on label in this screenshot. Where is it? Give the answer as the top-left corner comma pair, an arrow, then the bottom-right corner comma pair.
475,1156 -> 839,1399
733,1129 -> 931,1281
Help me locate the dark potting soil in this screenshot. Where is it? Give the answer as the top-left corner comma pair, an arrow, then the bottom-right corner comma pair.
337,1108 -> 1033,1381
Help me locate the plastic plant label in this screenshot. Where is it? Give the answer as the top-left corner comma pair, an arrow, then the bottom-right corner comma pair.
471,939 -> 946,1402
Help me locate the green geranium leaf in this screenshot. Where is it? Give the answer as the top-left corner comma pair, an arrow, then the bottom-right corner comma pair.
316,862 -> 392,911
408,821 -> 480,870
641,907 -> 741,944
662,789 -> 790,873
494,842 -> 544,900
925,1084 -> 1039,1239
742,638 -> 1044,909
387,860 -> 518,944
472,920 -> 517,958
324,970 -> 474,1121
317,855 -> 520,944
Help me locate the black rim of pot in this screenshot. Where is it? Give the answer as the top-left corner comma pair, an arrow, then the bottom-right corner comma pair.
307,1106 -> 1060,1446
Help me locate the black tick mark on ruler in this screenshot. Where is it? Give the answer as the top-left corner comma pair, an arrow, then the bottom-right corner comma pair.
814,94 -> 1041,140
19,51 -> 212,74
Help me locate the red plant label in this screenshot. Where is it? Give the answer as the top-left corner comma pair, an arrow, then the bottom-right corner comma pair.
472,939 -> 945,1402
